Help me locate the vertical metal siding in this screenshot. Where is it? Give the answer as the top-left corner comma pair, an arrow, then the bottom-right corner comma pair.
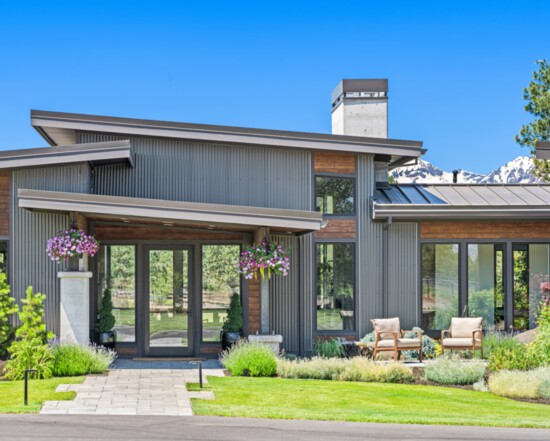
78,132 -> 312,210
269,235 -> 300,353
357,154 -> 384,336
387,223 -> 419,328
11,165 -> 91,335
299,233 -> 314,355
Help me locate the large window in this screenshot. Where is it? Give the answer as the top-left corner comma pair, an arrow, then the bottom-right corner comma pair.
467,244 -> 505,331
97,245 -> 136,342
422,243 -> 459,330
513,244 -> 550,331
315,176 -> 355,215
202,245 -> 241,342
0,242 -> 7,275
316,243 -> 355,331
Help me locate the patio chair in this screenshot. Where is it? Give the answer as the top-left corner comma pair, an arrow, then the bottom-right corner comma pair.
370,317 -> 423,362
441,317 -> 483,357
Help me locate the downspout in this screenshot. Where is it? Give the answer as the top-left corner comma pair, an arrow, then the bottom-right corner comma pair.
382,216 -> 392,317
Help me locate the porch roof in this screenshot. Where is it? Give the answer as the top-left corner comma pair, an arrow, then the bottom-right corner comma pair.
0,140 -> 133,169
373,183 -> 550,220
17,189 -> 325,234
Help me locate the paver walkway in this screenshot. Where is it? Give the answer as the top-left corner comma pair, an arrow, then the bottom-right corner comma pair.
41,362 -> 224,416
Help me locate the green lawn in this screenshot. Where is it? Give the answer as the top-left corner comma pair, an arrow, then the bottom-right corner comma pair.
192,377 -> 550,428
0,377 -> 84,414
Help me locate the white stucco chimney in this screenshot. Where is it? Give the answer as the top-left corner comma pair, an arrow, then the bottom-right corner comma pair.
331,79 -> 388,138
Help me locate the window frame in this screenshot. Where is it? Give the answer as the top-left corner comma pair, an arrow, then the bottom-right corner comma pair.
314,173 -> 356,217
314,240 -> 356,334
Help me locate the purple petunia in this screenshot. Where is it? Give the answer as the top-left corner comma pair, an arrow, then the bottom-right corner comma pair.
46,228 -> 100,263
237,241 -> 290,280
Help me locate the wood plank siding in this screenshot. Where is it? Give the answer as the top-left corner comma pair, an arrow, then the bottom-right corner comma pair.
94,224 -> 246,241
247,278 -> 260,334
313,151 -> 356,175
0,172 -> 9,237
420,221 -> 550,240
314,219 -> 356,239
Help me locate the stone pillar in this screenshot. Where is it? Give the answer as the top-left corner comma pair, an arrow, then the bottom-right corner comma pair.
260,277 -> 270,334
58,271 -> 93,345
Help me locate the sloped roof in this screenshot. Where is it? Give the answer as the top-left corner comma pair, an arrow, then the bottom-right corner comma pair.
373,184 -> 550,220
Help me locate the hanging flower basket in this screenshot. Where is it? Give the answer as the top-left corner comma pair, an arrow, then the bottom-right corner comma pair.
238,241 -> 290,280
46,228 -> 100,264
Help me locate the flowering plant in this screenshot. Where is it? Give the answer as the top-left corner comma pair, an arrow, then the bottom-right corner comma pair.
238,241 -> 290,280
46,229 -> 100,262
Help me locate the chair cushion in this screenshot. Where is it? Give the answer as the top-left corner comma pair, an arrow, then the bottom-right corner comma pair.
375,339 -> 397,348
371,317 -> 400,340
450,317 -> 483,338
397,338 -> 421,348
442,337 -> 481,348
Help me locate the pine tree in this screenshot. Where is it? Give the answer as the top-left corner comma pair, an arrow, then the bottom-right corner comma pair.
516,59 -> 550,180
222,293 -> 243,333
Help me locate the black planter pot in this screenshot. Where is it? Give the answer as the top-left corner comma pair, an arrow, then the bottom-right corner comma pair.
92,330 -> 117,350
221,331 -> 241,351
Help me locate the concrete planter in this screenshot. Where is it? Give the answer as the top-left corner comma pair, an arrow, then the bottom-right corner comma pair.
248,334 -> 283,354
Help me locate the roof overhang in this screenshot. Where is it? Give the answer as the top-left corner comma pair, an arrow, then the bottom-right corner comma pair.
30,110 -> 424,162
372,203 -> 550,221
18,189 -> 325,234
0,140 -> 133,170
535,141 -> 550,160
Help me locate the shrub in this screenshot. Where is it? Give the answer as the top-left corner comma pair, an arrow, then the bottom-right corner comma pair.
530,303 -> 550,366
3,286 -> 53,380
425,358 -> 485,385
483,331 -> 519,359
222,293 -> 243,333
0,273 -> 18,359
315,338 -> 345,358
486,343 -> 539,372
276,357 -> 414,383
402,328 -> 436,360
277,357 -> 346,380
488,367 -> 550,400
52,344 -> 116,377
221,341 -> 277,377
95,288 -> 115,333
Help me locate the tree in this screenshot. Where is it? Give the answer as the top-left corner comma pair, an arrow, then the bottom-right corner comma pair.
0,273 -> 18,358
516,59 -> 550,180
96,288 -> 116,333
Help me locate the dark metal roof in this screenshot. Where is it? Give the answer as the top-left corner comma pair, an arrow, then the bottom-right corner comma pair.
30,110 -> 423,161
373,184 -> 550,220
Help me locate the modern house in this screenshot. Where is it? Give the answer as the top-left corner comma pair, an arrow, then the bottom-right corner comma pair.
1,79 -> 549,358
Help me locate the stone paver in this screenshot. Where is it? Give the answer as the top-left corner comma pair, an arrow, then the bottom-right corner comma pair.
41,364 -> 224,416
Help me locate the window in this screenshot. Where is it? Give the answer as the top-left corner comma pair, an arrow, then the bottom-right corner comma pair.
315,176 -> 355,215
513,244 -> 550,331
0,242 -> 7,275
202,245 -> 241,342
421,243 -> 459,330
97,245 -> 136,342
467,244 -> 505,331
316,243 -> 354,331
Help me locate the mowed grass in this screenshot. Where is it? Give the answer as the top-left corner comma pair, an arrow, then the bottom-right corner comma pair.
0,377 -> 84,414
192,376 -> 550,428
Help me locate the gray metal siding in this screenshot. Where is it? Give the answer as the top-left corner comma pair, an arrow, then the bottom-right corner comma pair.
11,165 -> 91,334
78,132 -> 312,210
387,223 -> 419,328
357,154 -> 384,336
269,235 -> 300,353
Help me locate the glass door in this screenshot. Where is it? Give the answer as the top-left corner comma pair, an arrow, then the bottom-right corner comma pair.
144,246 -> 193,356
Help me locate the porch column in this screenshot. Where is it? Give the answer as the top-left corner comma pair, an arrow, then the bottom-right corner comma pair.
253,227 -> 271,334
58,271 -> 93,345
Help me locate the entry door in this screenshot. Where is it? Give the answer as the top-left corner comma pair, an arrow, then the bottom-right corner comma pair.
144,246 -> 193,356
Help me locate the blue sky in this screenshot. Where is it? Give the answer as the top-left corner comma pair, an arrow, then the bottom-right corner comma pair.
0,1 -> 549,174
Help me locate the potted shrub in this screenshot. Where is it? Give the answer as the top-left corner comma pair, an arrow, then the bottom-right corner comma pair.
93,288 -> 117,349
221,293 -> 243,351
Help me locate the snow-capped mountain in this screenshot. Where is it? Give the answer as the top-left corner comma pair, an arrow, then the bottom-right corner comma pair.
391,156 -> 539,184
